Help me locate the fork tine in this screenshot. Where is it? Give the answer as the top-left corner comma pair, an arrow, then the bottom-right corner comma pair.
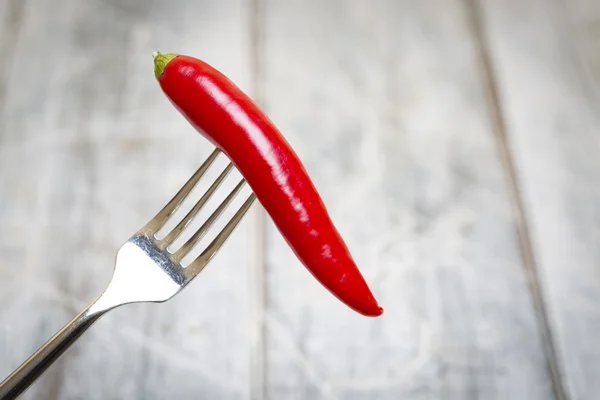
142,148 -> 220,235
157,162 -> 234,249
171,178 -> 247,263
185,193 -> 257,278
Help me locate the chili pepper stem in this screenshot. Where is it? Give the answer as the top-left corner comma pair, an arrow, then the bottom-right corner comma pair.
153,51 -> 179,80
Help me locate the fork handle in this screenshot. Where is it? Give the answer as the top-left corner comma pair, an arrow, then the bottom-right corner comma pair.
0,301 -> 106,400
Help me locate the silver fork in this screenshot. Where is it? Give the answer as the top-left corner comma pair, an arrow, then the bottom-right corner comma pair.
0,148 -> 256,400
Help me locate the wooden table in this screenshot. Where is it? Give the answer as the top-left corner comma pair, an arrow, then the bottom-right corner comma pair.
1,0 -> 599,399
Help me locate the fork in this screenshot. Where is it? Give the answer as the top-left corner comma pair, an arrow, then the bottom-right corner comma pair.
0,148 -> 256,400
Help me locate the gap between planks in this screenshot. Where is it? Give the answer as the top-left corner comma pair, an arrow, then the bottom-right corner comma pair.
248,0 -> 268,399
463,0 -> 569,399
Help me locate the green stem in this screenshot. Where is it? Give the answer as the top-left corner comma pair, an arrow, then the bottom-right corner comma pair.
153,51 -> 179,80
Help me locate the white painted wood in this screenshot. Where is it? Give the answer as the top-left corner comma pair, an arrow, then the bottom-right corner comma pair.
5,0 -> 599,399
0,1 -> 253,399
0,0 -> 25,115
259,1 -> 554,399
480,0 -> 600,398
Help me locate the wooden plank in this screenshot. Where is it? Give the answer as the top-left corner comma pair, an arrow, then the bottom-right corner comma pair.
0,2 -> 84,399
478,0 -> 600,398
0,0 -> 253,399
0,0 -> 25,116
258,0 -> 555,399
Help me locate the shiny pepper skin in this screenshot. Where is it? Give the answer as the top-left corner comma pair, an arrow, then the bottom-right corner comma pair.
153,52 -> 383,317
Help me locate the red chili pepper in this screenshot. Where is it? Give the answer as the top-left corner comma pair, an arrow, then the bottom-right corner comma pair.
153,52 -> 383,317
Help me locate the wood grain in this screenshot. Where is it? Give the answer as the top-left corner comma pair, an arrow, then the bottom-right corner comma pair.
2,0 -> 599,399
479,0 -> 600,398
0,0 -> 253,399
258,0 -> 554,399
0,0 -> 25,120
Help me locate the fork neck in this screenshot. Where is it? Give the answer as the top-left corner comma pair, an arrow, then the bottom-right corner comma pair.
87,290 -> 125,316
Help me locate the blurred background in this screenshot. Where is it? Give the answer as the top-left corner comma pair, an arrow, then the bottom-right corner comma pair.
1,0 -> 599,399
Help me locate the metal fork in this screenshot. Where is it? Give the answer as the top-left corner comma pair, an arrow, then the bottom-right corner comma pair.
0,148 -> 256,400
